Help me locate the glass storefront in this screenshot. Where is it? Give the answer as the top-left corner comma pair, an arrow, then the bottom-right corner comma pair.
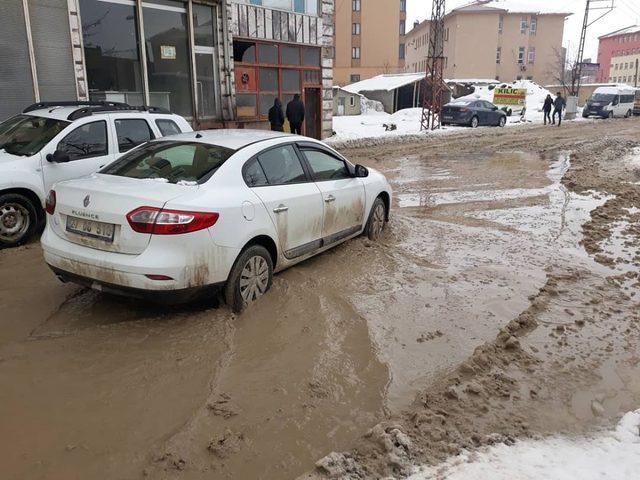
80,0 -> 220,120
233,40 -> 322,119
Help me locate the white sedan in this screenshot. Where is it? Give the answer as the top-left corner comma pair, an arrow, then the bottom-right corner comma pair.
41,130 -> 392,311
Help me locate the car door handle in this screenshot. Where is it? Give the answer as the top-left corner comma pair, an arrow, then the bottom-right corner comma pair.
273,205 -> 288,213
324,195 -> 336,203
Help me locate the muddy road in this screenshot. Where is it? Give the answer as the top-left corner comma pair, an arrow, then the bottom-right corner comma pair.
2,119 -> 640,479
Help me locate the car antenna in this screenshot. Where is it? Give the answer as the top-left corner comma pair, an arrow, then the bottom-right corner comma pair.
195,133 -> 202,138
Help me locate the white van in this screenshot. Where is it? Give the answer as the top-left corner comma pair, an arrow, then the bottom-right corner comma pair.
583,86 -> 636,119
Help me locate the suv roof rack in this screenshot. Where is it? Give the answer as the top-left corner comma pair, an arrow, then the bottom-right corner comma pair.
66,104 -> 171,121
23,101 -> 129,114
22,101 -> 172,121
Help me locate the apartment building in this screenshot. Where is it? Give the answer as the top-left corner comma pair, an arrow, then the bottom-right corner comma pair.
596,25 -> 640,84
0,0 -> 334,139
404,1 -> 570,86
333,0 -> 406,86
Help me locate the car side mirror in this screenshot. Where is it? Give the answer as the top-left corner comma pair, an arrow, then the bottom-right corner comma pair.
492,106 -> 498,111
46,150 -> 70,163
355,164 -> 369,178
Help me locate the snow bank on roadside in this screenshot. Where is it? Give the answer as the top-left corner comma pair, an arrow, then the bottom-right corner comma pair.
408,409 -> 640,480
458,79 -> 553,113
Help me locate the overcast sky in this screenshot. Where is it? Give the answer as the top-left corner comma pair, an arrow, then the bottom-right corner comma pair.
406,0 -> 640,62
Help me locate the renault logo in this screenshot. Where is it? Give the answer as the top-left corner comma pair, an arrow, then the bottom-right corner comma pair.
83,195 -> 90,208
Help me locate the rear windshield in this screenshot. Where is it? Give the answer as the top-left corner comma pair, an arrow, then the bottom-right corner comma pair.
450,101 -> 472,106
591,93 -> 616,103
0,114 -> 70,156
101,141 -> 235,184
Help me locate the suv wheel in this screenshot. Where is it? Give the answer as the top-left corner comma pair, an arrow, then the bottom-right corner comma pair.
224,245 -> 273,313
365,197 -> 387,241
0,193 -> 38,248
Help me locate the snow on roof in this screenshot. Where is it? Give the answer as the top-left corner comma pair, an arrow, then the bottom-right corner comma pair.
446,78 -> 501,85
343,73 -> 426,94
599,25 -> 640,39
452,1 -> 571,16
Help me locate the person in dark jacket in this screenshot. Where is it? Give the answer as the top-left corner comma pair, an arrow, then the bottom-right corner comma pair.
543,94 -> 553,125
268,98 -> 285,132
552,92 -> 566,126
286,94 -> 305,135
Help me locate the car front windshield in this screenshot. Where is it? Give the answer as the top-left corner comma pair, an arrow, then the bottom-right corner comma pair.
100,141 -> 235,184
0,114 -> 70,156
591,93 -> 616,103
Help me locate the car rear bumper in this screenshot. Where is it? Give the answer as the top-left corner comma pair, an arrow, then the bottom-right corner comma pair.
41,226 -> 240,293
49,265 -> 219,304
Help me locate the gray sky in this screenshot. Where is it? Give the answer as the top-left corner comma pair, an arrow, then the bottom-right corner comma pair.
406,0 -> 640,61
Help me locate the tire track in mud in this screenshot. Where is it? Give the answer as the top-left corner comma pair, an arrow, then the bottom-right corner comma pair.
299,120 -> 640,479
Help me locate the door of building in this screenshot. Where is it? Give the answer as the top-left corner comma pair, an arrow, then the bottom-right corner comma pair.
194,46 -> 220,119
304,88 -> 321,139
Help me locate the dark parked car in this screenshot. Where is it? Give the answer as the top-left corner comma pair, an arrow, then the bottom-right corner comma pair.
442,100 -> 507,128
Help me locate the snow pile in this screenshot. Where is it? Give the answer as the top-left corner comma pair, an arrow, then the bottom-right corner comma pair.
361,96 -> 385,114
470,0 -> 571,15
408,409 -> 640,480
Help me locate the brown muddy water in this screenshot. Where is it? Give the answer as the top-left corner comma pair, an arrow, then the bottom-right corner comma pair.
0,149 -> 604,479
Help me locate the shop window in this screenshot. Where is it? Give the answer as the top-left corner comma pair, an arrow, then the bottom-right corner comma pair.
303,47 -> 320,66
143,2 -> 193,117
259,44 -> 278,64
234,41 -> 256,63
80,0 -> 143,95
283,70 -> 300,91
237,94 -> 257,117
193,3 -> 215,46
259,68 -> 279,91
282,46 -> 300,65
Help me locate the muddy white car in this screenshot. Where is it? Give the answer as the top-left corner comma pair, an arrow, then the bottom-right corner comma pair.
41,130 -> 391,311
0,101 -> 191,248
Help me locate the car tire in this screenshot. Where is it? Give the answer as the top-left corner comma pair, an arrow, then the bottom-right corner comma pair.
498,116 -> 506,127
470,116 -> 479,128
224,244 -> 274,313
625,109 -> 632,118
0,193 -> 38,249
365,196 -> 387,241
608,111 -> 614,119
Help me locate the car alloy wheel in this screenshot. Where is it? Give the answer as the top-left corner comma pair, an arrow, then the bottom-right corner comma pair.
471,116 -> 479,128
239,255 -> 270,303
0,202 -> 30,243
366,197 -> 387,241
499,116 -> 506,127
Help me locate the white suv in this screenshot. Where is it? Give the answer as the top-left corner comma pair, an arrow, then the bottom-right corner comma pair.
0,101 -> 192,248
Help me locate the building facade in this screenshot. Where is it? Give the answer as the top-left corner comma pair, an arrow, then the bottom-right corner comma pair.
0,0 -> 334,139
596,26 -> 640,84
404,1 -> 569,86
333,0 -> 406,86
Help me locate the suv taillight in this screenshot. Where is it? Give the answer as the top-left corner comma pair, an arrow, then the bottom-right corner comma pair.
126,206 -> 219,235
45,190 -> 56,215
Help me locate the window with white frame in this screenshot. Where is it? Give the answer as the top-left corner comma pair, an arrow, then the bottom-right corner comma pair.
528,47 -> 535,64
352,22 -> 360,35
250,0 -> 319,15
518,46 -> 525,64
352,47 -> 360,59
496,46 -> 501,64
352,0 -> 360,12
498,15 -> 504,34
530,16 -> 537,35
520,17 -> 527,34
400,20 -> 405,35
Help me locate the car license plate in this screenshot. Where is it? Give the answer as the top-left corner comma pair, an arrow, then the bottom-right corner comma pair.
66,216 -> 115,242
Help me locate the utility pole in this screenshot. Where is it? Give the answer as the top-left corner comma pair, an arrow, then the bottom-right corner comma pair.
420,0 -> 446,131
566,0 -> 614,119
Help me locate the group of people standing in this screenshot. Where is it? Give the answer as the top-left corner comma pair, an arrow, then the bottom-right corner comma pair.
268,94 -> 306,134
543,92 -> 567,126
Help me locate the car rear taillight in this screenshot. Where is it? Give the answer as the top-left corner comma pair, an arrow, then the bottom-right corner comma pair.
126,206 -> 219,235
460,108 -> 469,112
45,190 -> 56,215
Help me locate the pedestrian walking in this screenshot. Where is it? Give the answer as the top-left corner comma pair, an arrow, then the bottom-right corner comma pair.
543,94 -> 553,125
268,98 -> 285,132
286,94 -> 305,135
552,92 -> 566,126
